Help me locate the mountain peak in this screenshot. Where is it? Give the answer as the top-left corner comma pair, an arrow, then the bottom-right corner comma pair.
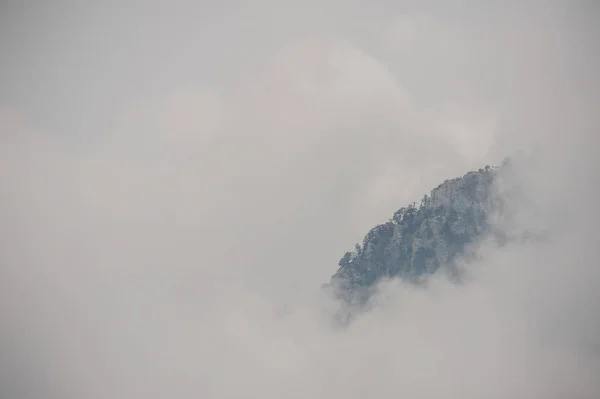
326,160 -> 516,304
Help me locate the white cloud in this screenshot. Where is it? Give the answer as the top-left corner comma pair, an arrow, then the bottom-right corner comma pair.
1,1 -> 599,398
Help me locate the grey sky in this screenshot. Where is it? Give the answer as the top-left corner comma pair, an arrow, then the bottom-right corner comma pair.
1,1 -> 599,398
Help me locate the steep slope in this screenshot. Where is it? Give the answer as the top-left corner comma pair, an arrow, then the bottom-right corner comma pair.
327,160 -> 519,304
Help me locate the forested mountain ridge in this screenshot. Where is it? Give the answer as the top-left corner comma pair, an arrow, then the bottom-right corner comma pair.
326,158 -> 522,304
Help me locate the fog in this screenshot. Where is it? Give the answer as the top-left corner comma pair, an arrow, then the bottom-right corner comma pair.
1,1 -> 599,397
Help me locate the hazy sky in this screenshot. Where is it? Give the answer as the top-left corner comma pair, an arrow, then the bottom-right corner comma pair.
1,1 -> 599,398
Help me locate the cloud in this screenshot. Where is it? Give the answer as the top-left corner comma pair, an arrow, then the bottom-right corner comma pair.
0,1 -> 599,398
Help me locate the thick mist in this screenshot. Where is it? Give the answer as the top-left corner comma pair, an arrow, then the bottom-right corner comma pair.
1,1 -> 599,398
